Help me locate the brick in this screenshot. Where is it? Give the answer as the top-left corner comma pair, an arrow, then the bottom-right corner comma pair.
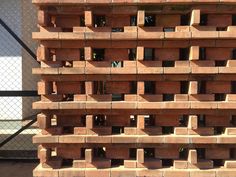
85,11 -> 93,27
188,149 -> 197,165
174,160 -> 188,169
33,165 -> 59,177
225,128 -> 236,135
59,135 -> 85,143
189,46 -> 199,61
38,81 -> 53,95
188,115 -> 198,130
136,170 -> 163,177
33,134 -> 59,144
163,171 -> 189,177
137,160 -> 162,169
137,46 -> 144,60
85,149 -> 93,163
85,170 -> 110,177
37,113 -> 51,129
33,2 -> 236,177
190,9 -> 200,26
37,46 -> 50,61
217,170 -> 236,177
38,147 -> 51,164
190,171 -> 216,177
38,10 -> 49,27
111,169 -> 136,177
189,81 -> 198,95
124,160 -> 137,168
86,115 -> 93,129
206,148 -> 229,159
59,168 -> 85,177
224,161 -> 236,168
137,149 -> 144,163
137,10 -> 145,27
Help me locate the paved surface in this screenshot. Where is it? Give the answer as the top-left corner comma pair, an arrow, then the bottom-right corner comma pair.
0,160 -> 38,177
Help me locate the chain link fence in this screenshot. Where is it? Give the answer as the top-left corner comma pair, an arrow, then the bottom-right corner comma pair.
0,0 -> 40,159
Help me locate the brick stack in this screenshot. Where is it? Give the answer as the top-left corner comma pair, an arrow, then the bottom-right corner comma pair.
32,0 -> 236,177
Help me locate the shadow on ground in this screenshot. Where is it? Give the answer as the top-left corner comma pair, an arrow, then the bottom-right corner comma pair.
0,159 -> 38,177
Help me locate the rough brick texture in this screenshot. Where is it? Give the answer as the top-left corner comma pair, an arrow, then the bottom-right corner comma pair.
33,1 -> 236,177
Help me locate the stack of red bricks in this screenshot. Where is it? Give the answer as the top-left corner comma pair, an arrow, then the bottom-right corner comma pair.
33,0 -> 236,177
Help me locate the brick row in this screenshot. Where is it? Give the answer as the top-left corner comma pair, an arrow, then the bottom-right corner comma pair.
32,0 -> 236,5
32,29 -> 236,40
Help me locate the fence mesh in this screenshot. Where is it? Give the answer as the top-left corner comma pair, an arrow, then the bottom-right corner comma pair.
0,0 -> 40,159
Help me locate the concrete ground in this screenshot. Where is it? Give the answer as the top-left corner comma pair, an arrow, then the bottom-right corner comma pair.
0,160 -> 38,177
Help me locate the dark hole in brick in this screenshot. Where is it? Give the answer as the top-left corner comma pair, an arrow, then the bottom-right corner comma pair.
111,159 -> 124,167
129,148 -> 137,159
62,28 -> 73,32
198,115 -> 206,127
232,14 -> 236,25
93,49 -> 105,61
130,81 -> 137,94
163,94 -> 174,101
81,115 -> 86,127
93,147 -> 106,158
112,28 -> 124,32
130,115 -> 137,127
162,159 -> 173,167
144,14 -> 156,27
215,93 -> 226,101
144,148 -> 155,158
94,15 -> 106,27
80,82 -> 86,94
144,81 -> 155,94
80,16 -> 85,27
197,148 -> 205,159
112,94 -> 124,101
145,115 -> 155,127
181,14 -> 190,25
63,126 -> 74,134
129,48 -> 136,60
111,61 -> 123,68
200,14 -> 208,26
62,159 -> 73,167
179,115 -> 188,127
80,48 -> 85,61
198,81 -> 206,94
112,126 -> 124,134
216,27 -> 227,31
80,148 -> 86,158
163,27 -> 175,32
231,81 -> 236,94
179,148 -> 188,159
144,48 -> 155,61
215,60 -> 226,66
130,15 -> 137,26
230,115 -> 236,126
230,148 -> 235,159
199,47 -> 206,60
63,94 -> 74,101
214,127 -> 225,135
232,48 -> 236,59
213,159 -> 224,167
93,81 -> 104,94
180,81 -> 189,94
162,61 -> 175,67
162,126 -> 174,134
94,115 -> 106,126
179,48 -> 189,61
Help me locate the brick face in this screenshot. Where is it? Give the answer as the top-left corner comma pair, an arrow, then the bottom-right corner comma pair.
33,1 -> 236,177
